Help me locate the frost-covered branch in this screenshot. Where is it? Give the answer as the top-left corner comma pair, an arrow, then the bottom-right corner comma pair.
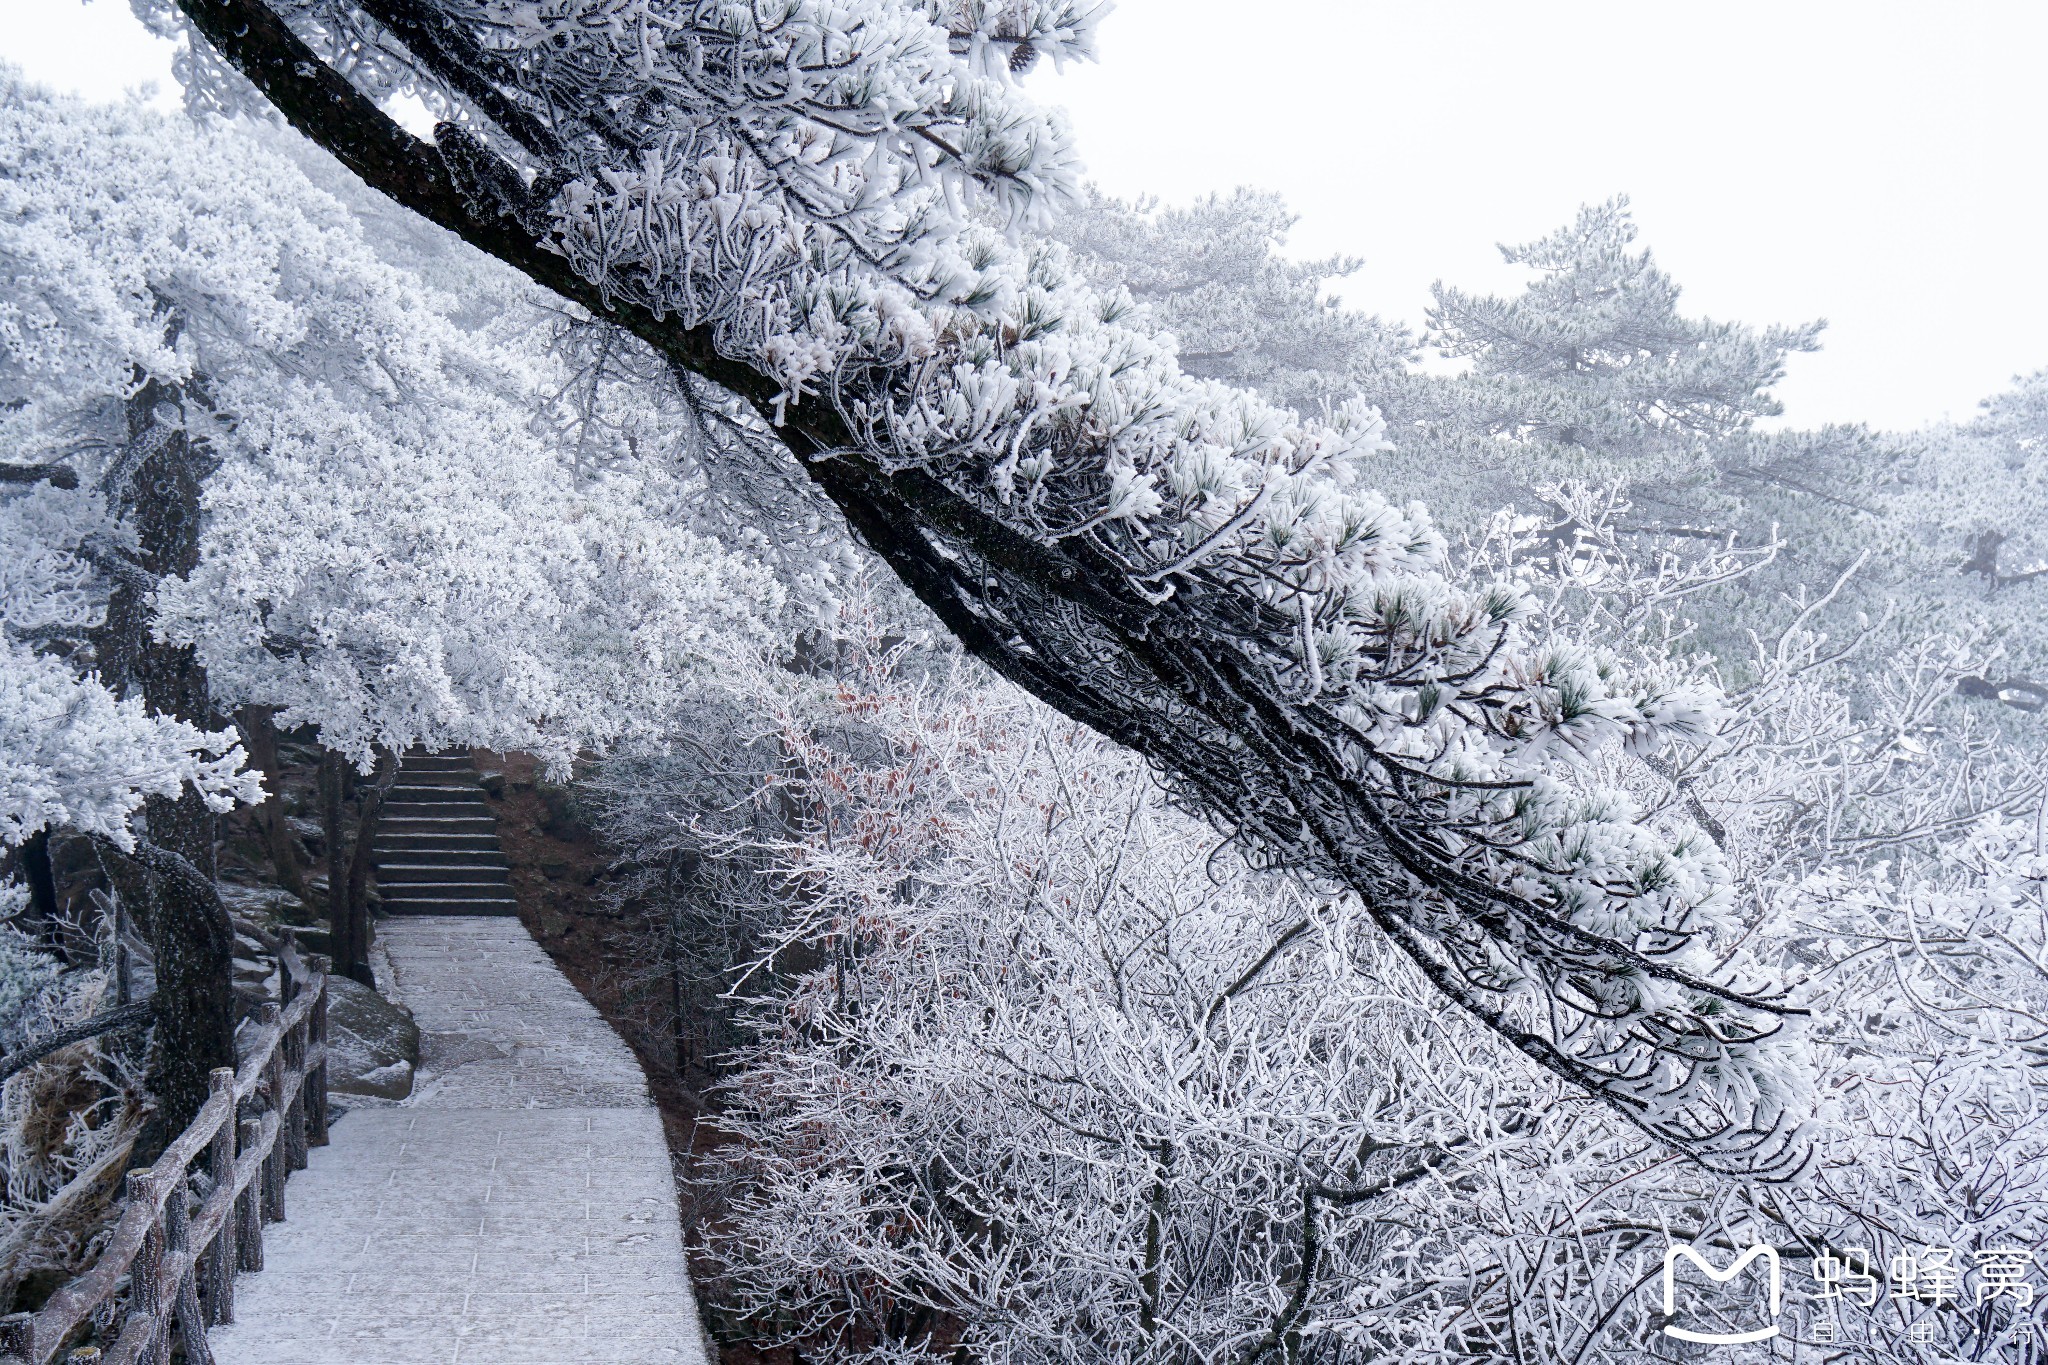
167,0 -> 1812,1170
0,638 -> 257,851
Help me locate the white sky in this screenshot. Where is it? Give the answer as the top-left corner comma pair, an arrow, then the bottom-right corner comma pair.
6,0 -> 2045,431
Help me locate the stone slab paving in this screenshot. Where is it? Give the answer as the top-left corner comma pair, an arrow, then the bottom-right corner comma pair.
213,917 -> 712,1365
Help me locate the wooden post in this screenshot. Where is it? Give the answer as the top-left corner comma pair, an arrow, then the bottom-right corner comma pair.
257,1004 -> 286,1223
283,1009 -> 307,1174
322,749 -> 345,982
125,1170 -> 164,1365
306,960 -> 330,1147
235,1117 -> 263,1273
0,1311 -> 33,1365
204,1069 -> 235,1325
163,1180 -> 211,1365
279,935 -> 298,1008
262,1125 -> 283,1225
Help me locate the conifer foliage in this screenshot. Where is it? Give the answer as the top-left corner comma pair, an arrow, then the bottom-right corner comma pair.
156,0 -> 1814,1171
0,72 -> 774,1134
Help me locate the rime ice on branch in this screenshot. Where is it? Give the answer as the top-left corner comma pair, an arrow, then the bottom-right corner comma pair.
159,0 -> 1811,1171
0,77 -> 779,786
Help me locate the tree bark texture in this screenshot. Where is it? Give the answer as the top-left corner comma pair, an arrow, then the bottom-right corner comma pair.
15,831 -> 66,963
121,841 -> 237,1160
236,706 -> 311,902
93,359 -> 239,1154
340,750 -> 397,988
321,750 -> 347,977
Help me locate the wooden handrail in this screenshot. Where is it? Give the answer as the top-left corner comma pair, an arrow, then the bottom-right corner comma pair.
0,938 -> 330,1365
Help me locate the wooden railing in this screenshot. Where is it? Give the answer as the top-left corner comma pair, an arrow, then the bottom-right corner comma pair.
0,940 -> 329,1365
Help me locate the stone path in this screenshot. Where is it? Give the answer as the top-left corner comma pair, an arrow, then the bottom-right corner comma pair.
212,917 -> 711,1365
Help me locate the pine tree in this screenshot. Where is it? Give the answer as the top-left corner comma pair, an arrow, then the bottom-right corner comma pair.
0,75 -> 776,1128
150,0 -> 1815,1169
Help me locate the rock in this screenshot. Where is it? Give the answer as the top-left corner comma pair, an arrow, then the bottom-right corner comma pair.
540,861 -> 570,880
324,976 -> 421,1101
294,820 -> 327,858
289,924 -> 333,957
536,783 -> 593,844
217,880 -> 303,925
478,770 -> 507,799
347,1060 -> 415,1101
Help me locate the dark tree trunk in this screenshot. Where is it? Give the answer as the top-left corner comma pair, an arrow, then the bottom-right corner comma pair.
321,749 -> 347,968
236,706 -> 311,902
16,831 -> 66,964
669,909 -> 685,1075
339,750 -> 397,987
95,357 -> 240,1159
127,845 -> 238,1157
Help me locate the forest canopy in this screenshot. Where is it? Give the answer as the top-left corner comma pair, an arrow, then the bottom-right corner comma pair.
1,2 -> 2045,1360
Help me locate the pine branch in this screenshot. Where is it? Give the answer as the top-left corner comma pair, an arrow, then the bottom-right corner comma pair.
170,0 -> 1811,1173
0,1002 -> 153,1084
0,461 -> 78,489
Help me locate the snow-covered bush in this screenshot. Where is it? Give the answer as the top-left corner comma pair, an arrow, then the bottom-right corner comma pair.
580,540 -> 2045,1360
0,884 -> 144,1302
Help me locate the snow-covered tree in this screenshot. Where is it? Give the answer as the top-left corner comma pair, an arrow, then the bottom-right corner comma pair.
0,82 -> 780,772
587,521 -> 2045,1361
1351,198 -> 1839,534
0,72 -> 779,1127
1885,369 -> 2048,715
160,0 -> 1817,1171
0,640 -> 254,853
0,451 -> 259,851
1056,188 -> 1411,418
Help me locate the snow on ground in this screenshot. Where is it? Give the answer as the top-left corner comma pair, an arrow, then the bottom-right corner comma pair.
211,916 -> 712,1364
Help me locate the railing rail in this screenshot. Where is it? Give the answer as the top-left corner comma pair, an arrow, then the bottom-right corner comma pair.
0,939 -> 329,1365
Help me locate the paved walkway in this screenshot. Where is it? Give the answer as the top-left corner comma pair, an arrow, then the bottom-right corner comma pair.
213,917 -> 712,1365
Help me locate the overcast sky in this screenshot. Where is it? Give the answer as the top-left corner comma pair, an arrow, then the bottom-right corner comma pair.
7,1 -> 2045,432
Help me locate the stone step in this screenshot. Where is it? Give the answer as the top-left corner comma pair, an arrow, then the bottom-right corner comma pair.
382,803 -> 490,821
382,893 -> 520,917
378,828 -> 495,847
383,889 -> 516,907
393,765 -> 477,781
382,804 -> 494,824
374,843 -> 497,863
368,847 -> 509,868
376,810 -> 491,822
382,888 -> 515,905
385,787 -> 490,807
387,769 -> 480,788
400,751 -> 474,769
378,864 -> 512,886
382,806 -> 489,826
374,843 -> 493,855
370,839 -> 497,859
380,750 -> 517,919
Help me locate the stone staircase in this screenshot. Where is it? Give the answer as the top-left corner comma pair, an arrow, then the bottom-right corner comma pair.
371,750 -> 519,917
